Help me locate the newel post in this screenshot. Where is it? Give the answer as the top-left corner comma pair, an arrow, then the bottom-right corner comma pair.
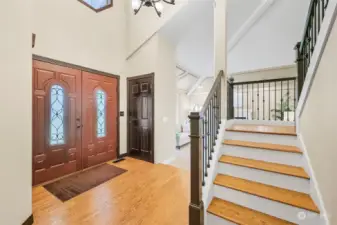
227,77 -> 234,120
189,112 -> 204,225
295,42 -> 304,100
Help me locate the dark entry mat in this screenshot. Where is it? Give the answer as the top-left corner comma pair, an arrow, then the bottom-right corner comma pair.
44,164 -> 127,202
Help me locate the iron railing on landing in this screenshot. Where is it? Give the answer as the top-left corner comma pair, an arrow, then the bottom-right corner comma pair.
227,77 -> 297,122
189,70 -> 223,225
295,0 -> 329,98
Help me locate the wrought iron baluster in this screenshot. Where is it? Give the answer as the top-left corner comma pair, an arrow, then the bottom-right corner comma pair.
211,97 -> 215,153
287,80 -> 290,121
202,115 -> 206,185
241,84 -> 244,119
257,83 -> 260,120
281,81 -> 283,121
207,106 -> 210,168
247,84 -> 248,120
263,82 -> 265,120
269,82 -> 271,120
274,81 -> 277,121
236,85 -> 239,118
252,83 -> 254,120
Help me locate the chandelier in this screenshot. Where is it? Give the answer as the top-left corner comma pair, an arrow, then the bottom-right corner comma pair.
132,0 -> 175,17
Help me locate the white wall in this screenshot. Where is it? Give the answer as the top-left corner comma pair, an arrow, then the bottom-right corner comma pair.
155,36 -> 176,162
0,1 -> 32,224
230,65 -> 297,82
177,91 -> 191,127
227,0 -> 310,74
126,0 -> 187,57
299,15 -> 337,224
33,0 -> 127,157
214,0 -> 227,119
122,34 -> 176,163
33,0 -> 126,74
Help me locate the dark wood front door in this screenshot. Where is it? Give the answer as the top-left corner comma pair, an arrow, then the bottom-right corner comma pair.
127,74 -> 154,163
32,58 -> 119,185
82,71 -> 118,168
32,60 -> 82,185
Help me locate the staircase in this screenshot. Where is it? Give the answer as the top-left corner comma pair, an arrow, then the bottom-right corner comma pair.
206,121 -> 323,225
188,0 -> 332,224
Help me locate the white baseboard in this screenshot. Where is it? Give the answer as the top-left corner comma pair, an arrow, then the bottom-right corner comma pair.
161,155 -> 177,165
298,133 -> 330,225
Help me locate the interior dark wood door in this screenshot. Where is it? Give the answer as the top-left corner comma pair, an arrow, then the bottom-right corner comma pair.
127,74 -> 154,163
32,60 -> 82,185
82,71 -> 118,168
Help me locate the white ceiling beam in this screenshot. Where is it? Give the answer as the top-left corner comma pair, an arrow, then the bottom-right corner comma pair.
187,76 -> 206,96
177,71 -> 188,80
228,0 -> 275,52
177,64 -> 200,78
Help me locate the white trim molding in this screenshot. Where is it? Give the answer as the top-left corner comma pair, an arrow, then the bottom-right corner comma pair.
296,2 -> 337,118
229,64 -> 296,76
298,133 -> 330,225
228,0 -> 275,52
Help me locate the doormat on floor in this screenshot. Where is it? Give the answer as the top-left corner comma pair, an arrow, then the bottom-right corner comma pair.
44,164 -> 127,202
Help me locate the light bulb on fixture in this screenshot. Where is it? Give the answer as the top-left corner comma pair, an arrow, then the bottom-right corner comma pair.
132,0 -> 175,17
155,2 -> 164,13
132,0 -> 141,10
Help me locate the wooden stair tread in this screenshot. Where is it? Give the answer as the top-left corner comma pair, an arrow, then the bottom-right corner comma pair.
208,197 -> 296,225
223,139 -> 302,154
214,174 -> 320,213
219,155 -> 309,179
226,125 -> 297,136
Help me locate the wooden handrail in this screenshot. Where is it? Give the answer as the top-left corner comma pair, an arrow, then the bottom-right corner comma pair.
296,0 -> 329,98
200,71 -> 223,114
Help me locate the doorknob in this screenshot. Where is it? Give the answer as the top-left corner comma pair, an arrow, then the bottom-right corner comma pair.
76,118 -> 82,128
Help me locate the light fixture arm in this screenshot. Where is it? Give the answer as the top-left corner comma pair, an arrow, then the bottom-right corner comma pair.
152,0 -> 162,17
134,1 -> 144,15
162,0 -> 175,5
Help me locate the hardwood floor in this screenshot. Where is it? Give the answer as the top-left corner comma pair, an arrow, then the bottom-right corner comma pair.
32,157 -> 189,225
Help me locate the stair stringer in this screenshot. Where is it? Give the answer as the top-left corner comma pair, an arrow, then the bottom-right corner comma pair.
203,119 -> 232,225
298,133 -> 330,225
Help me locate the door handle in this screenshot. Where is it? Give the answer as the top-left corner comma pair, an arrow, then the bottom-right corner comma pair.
76,118 -> 82,128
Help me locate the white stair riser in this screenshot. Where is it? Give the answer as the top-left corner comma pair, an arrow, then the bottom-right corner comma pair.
232,119 -> 295,127
224,131 -> 298,146
218,163 -> 310,193
213,185 -> 324,225
207,213 -> 236,225
221,145 -> 304,167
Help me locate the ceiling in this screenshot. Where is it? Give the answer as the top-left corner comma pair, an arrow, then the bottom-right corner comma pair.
163,0 -> 310,93
227,0 -> 263,41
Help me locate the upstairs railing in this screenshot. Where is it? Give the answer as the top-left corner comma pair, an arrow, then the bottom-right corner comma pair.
227,77 -> 297,121
295,0 -> 329,98
189,70 -> 223,225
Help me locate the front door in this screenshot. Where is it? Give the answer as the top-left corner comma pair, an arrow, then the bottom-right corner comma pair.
82,71 -> 118,168
127,74 -> 154,163
32,60 -> 82,185
32,59 -> 119,185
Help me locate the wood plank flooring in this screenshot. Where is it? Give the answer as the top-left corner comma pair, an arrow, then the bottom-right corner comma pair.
208,197 -> 296,225
214,174 -> 319,213
226,125 -> 297,136
223,139 -> 302,154
32,157 -> 189,225
219,155 -> 309,179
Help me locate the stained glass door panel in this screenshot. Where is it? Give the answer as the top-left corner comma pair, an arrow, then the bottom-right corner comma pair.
81,71 -> 118,168
32,60 -> 82,185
